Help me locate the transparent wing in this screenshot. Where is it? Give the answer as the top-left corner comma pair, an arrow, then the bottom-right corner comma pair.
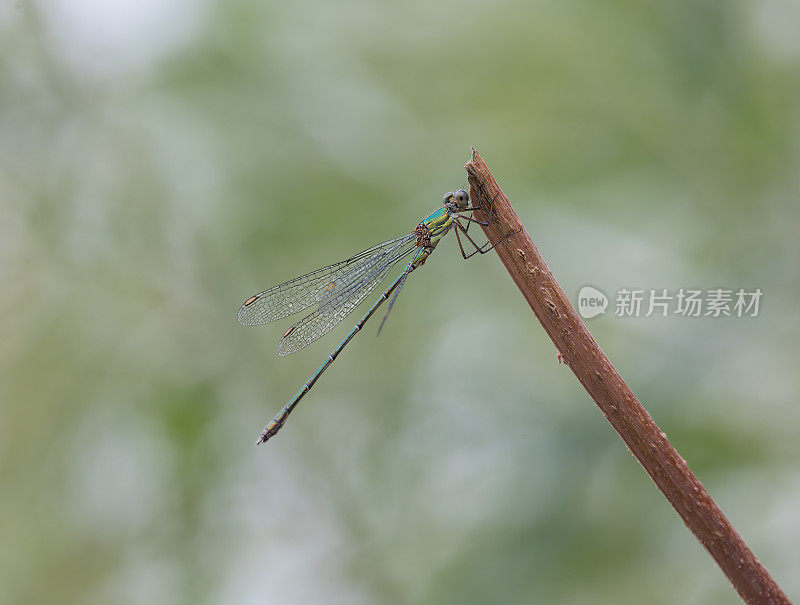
277,242 -> 419,355
237,233 -> 416,326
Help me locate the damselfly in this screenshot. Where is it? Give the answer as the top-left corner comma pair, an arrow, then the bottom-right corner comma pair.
238,186 -> 515,445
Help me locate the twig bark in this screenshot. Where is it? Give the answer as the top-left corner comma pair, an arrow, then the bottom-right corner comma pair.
465,149 -> 790,605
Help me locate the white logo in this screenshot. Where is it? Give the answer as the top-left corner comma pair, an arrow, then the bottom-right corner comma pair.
578,286 -> 608,319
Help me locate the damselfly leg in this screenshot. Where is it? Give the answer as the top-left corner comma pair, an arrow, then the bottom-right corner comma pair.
454,219 -> 521,259
454,180 -> 522,259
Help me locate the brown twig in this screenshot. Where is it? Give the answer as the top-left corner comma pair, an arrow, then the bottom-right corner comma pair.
465,149 -> 790,605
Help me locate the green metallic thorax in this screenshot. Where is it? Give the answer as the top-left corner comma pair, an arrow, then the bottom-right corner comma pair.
411,206 -> 456,267
422,207 -> 455,245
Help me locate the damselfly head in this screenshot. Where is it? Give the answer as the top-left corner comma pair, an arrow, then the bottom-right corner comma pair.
443,189 -> 469,210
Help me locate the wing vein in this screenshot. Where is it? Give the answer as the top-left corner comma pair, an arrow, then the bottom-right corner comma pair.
237,232 -> 416,326
277,243 -> 419,355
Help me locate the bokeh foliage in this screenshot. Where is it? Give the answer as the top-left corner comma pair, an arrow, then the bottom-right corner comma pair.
2,1 -> 799,603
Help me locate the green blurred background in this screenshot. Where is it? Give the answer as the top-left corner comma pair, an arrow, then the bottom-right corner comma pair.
2,1 -> 799,603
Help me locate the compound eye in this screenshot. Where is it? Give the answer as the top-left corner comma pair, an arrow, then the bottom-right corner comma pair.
454,188 -> 469,208
443,191 -> 454,203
